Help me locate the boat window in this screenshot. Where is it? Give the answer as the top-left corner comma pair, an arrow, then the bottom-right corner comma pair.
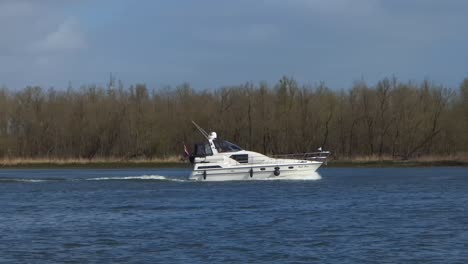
198,165 -> 222,169
193,143 -> 213,157
230,154 -> 248,163
213,139 -> 243,153
204,143 -> 212,155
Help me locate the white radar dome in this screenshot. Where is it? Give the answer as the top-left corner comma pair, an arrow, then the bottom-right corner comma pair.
208,132 -> 217,140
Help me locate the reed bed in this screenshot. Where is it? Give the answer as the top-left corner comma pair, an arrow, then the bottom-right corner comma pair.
330,153 -> 468,167
1,154 -> 467,168
335,153 -> 468,162
0,156 -> 186,168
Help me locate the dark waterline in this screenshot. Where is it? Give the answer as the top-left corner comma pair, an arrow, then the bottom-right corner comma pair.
1,168 -> 467,263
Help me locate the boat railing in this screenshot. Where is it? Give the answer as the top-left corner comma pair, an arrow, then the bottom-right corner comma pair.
271,151 -> 331,165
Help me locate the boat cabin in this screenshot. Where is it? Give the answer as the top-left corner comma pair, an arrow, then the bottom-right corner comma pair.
192,139 -> 243,158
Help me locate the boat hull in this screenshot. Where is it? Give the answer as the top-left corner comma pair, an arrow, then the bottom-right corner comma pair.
189,162 -> 322,181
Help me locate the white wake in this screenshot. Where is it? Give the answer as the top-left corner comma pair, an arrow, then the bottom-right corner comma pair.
85,175 -> 186,182
265,172 -> 322,181
0,178 -> 50,183
1,173 -> 321,183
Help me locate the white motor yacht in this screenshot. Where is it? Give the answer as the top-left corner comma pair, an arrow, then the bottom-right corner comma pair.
188,122 -> 330,181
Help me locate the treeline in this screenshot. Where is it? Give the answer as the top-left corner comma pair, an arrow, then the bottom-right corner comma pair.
0,77 -> 467,160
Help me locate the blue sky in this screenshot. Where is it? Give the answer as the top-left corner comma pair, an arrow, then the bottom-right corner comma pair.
1,0 -> 467,89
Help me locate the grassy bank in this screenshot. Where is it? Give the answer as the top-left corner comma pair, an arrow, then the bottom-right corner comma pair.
1,155 -> 467,169
327,154 -> 468,168
0,158 -> 190,169
328,160 -> 468,168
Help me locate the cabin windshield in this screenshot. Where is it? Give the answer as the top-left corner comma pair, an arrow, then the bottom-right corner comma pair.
213,139 -> 243,153
193,142 -> 213,157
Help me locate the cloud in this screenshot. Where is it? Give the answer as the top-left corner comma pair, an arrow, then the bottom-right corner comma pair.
31,17 -> 86,52
297,0 -> 379,15
0,1 -> 35,18
265,0 -> 380,16
0,1 -> 88,88
1,0 -> 468,89
0,1 -> 86,55
247,24 -> 278,42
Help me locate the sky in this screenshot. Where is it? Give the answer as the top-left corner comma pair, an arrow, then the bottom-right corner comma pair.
0,0 -> 467,90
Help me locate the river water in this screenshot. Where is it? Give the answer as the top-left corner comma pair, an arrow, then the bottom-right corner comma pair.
1,167 -> 467,263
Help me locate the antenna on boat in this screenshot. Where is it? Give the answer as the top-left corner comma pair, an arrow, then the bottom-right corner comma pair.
192,121 -> 209,139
